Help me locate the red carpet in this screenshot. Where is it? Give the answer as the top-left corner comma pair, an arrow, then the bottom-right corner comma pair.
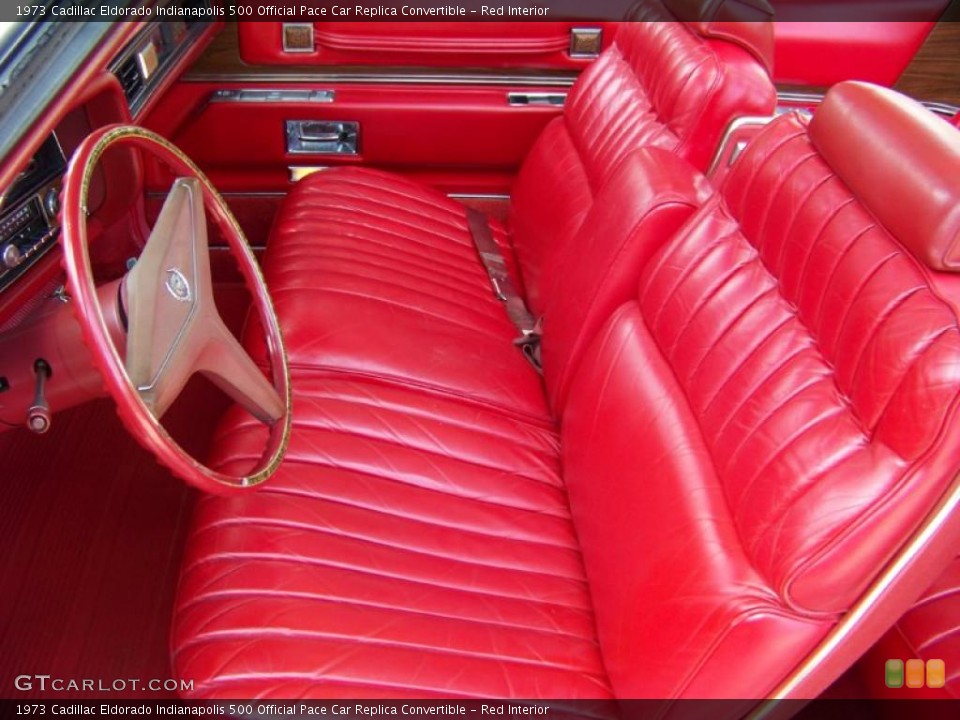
0,378 -> 230,700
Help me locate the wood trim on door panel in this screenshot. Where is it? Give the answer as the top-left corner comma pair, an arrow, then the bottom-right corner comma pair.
895,19 -> 960,105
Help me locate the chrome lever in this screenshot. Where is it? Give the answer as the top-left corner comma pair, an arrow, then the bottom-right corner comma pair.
27,358 -> 51,434
298,124 -> 344,143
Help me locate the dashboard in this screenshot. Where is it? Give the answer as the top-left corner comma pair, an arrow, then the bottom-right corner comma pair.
0,8 -> 217,306
0,135 -> 65,293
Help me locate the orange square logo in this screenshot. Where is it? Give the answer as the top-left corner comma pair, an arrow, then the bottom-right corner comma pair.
906,658 -> 925,688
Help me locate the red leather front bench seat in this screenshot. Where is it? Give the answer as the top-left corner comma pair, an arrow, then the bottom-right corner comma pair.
173,82 -> 960,700
246,11 -> 776,419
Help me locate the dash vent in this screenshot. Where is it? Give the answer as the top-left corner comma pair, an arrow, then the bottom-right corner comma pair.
115,57 -> 144,105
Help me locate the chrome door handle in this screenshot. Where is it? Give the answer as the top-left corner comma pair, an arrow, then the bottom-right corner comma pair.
286,120 -> 359,155
507,92 -> 567,107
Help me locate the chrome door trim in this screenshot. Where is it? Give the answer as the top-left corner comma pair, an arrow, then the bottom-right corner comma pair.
186,71 -> 579,88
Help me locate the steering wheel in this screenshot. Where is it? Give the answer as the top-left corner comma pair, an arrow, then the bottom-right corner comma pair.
60,125 -> 291,494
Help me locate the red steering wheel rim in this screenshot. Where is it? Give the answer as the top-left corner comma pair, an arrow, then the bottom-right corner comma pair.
60,124 -> 291,494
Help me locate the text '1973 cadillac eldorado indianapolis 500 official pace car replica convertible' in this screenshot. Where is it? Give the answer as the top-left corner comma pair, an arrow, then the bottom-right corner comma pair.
0,0 -> 959,715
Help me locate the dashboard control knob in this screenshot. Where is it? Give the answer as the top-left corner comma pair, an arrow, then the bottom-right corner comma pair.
27,359 -> 52,435
44,187 -> 60,217
27,407 -> 50,434
2,243 -> 23,269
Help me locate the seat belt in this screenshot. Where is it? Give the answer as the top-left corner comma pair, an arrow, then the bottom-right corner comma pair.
465,208 -> 542,371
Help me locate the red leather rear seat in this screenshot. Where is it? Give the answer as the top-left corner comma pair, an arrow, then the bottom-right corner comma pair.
173,83 -> 960,699
249,11 -> 774,417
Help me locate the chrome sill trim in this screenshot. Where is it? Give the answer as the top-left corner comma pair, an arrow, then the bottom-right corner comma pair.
185,71 -> 578,88
778,91 -> 958,119
210,88 -> 335,103
923,100 -> 960,118
218,191 -> 287,198
156,190 -> 511,201
146,191 -> 287,199
448,193 -> 511,201
777,90 -> 827,106
210,244 -> 267,252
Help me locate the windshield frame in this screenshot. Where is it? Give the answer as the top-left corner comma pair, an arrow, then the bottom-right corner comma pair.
0,20 -> 118,161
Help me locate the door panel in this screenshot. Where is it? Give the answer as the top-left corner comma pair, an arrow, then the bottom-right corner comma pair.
768,0 -> 948,88
143,80 -> 564,195
144,23 -> 587,197
149,18 -> 949,205
774,21 -> 937,87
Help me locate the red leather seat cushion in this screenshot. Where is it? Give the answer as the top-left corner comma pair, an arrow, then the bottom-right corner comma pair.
172,373 -> 612,698
562,301 -> 831,699
250,166 -> 550,422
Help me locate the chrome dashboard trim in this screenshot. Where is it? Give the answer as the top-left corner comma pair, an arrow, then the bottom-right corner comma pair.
0,146 -> 65,292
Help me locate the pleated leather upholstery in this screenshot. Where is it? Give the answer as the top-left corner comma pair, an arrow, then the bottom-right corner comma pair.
667,115 -> 960,612
172,78 -> 960,702
248,167 -> 550,422
174,373 -> 612,699
561,87 -> 960,699
510,20 -> 776,312
253,20 -> 776,417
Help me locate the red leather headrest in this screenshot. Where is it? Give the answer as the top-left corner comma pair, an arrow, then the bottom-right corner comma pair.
809,82 -> 960,273
660,0 -> 776,73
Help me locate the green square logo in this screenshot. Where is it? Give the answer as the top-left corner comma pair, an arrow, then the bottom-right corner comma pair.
885,659 -> 904,688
